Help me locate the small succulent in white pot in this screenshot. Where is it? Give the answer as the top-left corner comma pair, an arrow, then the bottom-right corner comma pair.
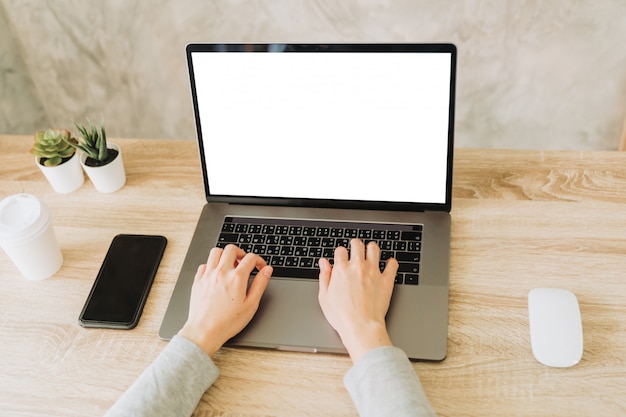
30,128 -> 84,193
65,119 -> 126,193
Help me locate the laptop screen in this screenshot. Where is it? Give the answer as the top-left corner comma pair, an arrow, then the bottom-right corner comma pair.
188,44 -> 456,211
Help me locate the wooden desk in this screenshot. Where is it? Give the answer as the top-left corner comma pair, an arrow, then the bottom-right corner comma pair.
1,135 -> 625,416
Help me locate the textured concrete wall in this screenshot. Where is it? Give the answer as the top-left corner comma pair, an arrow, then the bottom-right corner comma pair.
1,0 -> 625,150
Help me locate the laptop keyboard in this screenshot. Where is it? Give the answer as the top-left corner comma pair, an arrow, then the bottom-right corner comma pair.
216,217 -> 422,285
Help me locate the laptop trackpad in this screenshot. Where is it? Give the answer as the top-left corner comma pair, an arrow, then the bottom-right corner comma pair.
228,278 -> 346,353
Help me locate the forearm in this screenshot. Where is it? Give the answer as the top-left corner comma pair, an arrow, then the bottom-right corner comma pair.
104,335 -> 219,417
344,346 -> 437,417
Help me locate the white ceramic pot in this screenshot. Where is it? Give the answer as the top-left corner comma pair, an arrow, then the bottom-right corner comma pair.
80,142 -> 126,193
36,151 -> 84,193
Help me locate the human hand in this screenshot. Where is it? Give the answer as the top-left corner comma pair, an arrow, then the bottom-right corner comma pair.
178,244 -> 273,357
318,239 -> 398,363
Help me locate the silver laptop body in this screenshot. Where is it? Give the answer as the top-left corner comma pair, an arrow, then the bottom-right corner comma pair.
159,43 -> 456,361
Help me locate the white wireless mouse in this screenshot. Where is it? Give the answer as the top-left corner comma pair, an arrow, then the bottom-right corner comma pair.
528,288 -> 583,367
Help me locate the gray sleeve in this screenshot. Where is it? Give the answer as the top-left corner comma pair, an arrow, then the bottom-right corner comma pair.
344,346 -> 437,417
104,335 -> 219,417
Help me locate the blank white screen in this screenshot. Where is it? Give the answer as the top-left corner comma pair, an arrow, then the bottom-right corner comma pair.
192,51 -> 451,204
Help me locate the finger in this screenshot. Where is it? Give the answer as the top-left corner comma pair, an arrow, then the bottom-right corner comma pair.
349,238 -> 365,261
247,265 -> 273,303
334,245 -> 349,264
382,258 -> 399,289
237,247 -> 268,272
193,263 -> 207,283
365,241 -> 381,265
219,244 -> 246,267
318,258 -> 332,294
207,247 -> 223,269
236,252 -> 266,275
253,254 -> 268,271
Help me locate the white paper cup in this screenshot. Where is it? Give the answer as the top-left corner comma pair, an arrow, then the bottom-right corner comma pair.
0,194 -> 63,280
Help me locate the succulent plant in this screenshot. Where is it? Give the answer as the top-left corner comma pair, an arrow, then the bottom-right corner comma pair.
30,129 -> 78,167
65,119 -> 111,166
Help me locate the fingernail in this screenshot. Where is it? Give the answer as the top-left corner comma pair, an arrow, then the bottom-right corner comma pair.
264,266 -> 273,277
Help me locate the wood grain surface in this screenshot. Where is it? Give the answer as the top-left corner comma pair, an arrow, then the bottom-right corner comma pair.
1,136 -> 625,416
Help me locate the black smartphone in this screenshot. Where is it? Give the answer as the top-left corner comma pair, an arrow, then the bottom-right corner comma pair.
79,234 -> 167,329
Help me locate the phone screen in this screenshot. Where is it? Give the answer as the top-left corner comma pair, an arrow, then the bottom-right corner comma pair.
79,234 -> 167,329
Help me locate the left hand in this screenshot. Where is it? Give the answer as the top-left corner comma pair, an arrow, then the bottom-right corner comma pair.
178,245 -> 273,356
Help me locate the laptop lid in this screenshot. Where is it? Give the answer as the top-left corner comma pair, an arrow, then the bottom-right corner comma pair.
186,43 -> 456,212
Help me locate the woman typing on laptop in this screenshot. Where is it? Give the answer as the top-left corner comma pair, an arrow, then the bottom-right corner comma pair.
104,239 -> 437,417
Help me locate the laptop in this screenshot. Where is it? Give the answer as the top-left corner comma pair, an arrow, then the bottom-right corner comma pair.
159,43 -> 456,361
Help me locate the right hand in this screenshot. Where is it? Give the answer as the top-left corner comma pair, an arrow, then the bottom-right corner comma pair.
318,239 -> 398,362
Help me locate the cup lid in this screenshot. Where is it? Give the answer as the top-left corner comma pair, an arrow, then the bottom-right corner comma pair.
0,194 -> 49,241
